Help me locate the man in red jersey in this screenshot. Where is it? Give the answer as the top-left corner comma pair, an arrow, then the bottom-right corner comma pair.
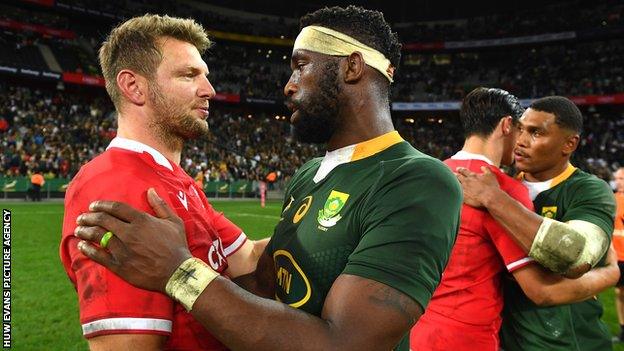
410,87 -> 619,350
60,15 -> 266,350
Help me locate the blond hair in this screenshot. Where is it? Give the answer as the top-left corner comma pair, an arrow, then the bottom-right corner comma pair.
99,14 -> 212,110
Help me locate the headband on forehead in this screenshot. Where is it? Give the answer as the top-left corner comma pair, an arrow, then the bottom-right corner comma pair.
293,25 -> 394,83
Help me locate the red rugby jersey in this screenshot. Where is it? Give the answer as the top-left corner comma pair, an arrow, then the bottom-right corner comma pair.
413,152 -> 534,337
60,137 -> 246,350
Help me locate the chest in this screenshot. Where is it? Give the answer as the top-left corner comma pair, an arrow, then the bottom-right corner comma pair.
269,167 -> 377,313
533,187 -> 571,221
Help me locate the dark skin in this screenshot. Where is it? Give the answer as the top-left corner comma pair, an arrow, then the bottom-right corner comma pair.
456,109 -> 590,278
75,49 -> 423,350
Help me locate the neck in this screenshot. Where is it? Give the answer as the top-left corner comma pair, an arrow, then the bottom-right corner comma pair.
116,112 -> 182,165
326,90 -> 394,151
461,135 -> 502,167
524,160 -> 571,182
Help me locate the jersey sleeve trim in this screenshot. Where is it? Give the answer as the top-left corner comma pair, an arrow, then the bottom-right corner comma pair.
223,233 -> 247,257
506,257 -> 535,272
82,317 -> 172,337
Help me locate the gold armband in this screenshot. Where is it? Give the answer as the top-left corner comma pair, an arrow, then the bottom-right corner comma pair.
165,257 -> 219,311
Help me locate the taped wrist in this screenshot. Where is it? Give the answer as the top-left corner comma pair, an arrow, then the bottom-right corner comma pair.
529,217 -> 608,274
165,257 -> 219,311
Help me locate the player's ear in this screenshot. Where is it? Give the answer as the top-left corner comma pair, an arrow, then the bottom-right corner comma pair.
500,116 -> 513,135
562,133 -> 580,156
117,69 -> 147,106
343,52 -> 364,84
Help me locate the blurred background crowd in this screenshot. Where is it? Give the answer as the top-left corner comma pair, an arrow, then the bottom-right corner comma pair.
0,0 -> 622,190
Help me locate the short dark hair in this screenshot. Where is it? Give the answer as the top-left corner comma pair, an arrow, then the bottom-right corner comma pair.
460,87 -> 524,137
529,96 -> 583,134
300,6 -> 401,83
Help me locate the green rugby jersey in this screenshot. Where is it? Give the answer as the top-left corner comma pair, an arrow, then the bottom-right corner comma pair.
500,165 -> 616,351
267,131 -> 462,351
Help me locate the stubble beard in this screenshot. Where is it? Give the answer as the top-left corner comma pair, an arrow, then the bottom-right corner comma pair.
291,60 -> 342,144
148,81 -> 210,151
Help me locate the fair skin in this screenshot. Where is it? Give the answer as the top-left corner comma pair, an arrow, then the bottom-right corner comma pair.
88,37 -> 268,351
613,168 -> 624,326
460,117 -> 618,306
457,108 -> 594,277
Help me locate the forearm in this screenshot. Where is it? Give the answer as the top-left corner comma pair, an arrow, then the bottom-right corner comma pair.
192,278 -> 343,351
230,270 -> 275,298
538,264 -> 618,306
483,189 -> 542,251
555,267 -> 618,305
88,334 -> 166,351
231,245 -> 276,298
176,270 -> 417,350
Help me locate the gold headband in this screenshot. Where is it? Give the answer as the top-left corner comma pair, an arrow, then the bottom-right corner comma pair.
293,25 -> 394,83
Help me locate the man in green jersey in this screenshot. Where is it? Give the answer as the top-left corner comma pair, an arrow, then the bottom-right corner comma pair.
72,6 -> 462,350
456,96 -> 617,350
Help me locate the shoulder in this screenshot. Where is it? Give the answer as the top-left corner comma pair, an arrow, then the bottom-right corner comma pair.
496,170 -> 532,206
365,148 -> 462,212
565,169 -> 614,200
378,148 -> 460,193
67,149 -> 159,201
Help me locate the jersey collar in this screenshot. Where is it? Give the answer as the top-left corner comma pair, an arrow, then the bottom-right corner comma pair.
519,163 -> 577,200
107,137 -> 174,171
313,131 -> 403,183
450,150 -> 496,166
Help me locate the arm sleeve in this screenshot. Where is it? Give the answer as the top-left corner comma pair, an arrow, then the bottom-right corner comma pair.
487,174 -> 536,272
197,186 -> 247,257
560,178 -> 615,266
60,171 -> 173,338
561,178 -> 616,238
342,158 -> 463,310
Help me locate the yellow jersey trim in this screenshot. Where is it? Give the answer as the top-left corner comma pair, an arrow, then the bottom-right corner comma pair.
516,163 -> 577,189
351,131 -> 403,162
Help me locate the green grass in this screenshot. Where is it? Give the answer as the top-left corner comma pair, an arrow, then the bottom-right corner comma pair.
2,201 -> 624,350
3,200 -> 280,350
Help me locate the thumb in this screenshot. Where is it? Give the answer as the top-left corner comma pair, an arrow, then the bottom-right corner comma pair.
147,188 -> 175,219
480,166 -> 493,175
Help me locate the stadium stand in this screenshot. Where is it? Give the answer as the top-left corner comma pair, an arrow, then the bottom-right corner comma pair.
0,0 -> 623,199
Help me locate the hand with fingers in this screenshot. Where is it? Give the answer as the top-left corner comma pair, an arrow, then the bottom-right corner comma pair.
74,188 -> 192,292
455,166 -> 503,208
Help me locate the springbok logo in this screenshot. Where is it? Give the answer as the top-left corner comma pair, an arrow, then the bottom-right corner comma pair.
317,190 -> 350,227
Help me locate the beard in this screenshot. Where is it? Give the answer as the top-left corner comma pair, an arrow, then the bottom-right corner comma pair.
148,80 -> 209,148
290,60 -> 341,144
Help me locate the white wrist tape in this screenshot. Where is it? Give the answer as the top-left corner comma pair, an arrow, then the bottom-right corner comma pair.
165,257 -> 219,311
529,217 -> 608,274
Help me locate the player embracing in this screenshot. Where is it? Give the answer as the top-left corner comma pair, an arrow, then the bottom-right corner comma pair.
411,88 -> 619,351
457,96 -> 618,350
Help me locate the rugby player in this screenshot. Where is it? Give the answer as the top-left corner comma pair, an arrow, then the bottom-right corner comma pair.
60,15 -> 267,350
456,96 -> 618,350
73,6 -> 462,351
411,88 -> 618,350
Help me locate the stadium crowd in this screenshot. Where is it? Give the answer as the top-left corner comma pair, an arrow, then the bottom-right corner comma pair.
2,1 -> 624,102
0,0 -> 623,186
9,0 -> 622,41
0,82 -> 621,186
0,83 -> 322,184
5,28 -> 622,102
393,39 -> 624,102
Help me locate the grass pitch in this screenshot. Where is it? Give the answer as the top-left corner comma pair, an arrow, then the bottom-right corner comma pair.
3,201 -> 623,350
